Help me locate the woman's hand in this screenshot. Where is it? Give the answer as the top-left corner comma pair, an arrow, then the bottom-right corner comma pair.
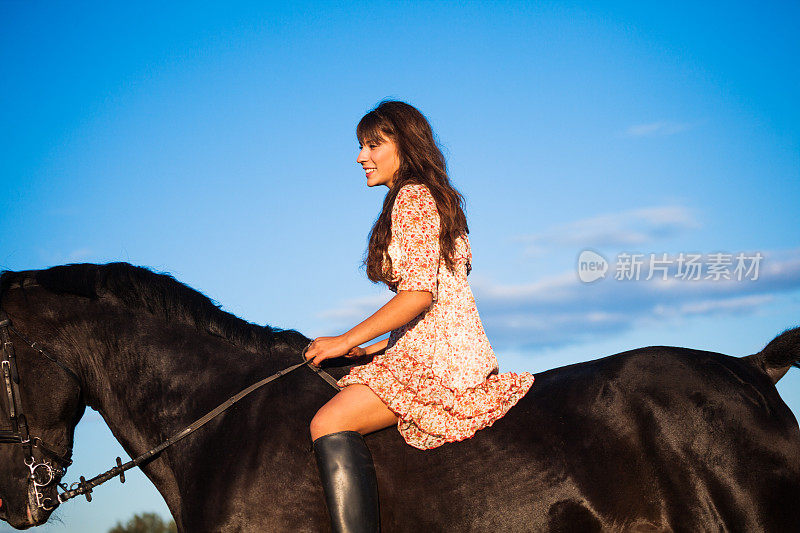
304,335 -> 354,366
346,345 -> 367,358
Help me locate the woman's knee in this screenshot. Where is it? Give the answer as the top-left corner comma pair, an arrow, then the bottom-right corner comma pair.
309,385 -> 396,440
309,406 -> 347,441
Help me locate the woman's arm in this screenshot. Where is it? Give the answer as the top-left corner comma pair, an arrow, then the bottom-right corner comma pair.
362,337 -> 388,356
306,186 -> 440,365
344,290 -> 431,347
304,290 -> 432,365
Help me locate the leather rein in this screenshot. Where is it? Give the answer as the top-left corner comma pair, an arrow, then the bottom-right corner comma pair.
0,309 -> 340,509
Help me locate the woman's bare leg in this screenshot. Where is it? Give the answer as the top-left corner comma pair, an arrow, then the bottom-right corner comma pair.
310,384 -> 399,441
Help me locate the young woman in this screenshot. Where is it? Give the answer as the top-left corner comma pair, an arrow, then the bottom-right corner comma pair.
304,100 -> 535,532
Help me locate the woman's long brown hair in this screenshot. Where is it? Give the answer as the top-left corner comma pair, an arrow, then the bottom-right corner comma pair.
358,100 -> 469,289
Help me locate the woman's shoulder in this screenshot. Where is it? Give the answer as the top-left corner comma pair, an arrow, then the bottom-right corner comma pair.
395,183 -> 435,209
397,182 -> 431,197
393,185 -> 437,224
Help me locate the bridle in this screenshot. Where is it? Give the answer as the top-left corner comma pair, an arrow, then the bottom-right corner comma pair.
0,308 -> 341,511
0,310 -> 78,511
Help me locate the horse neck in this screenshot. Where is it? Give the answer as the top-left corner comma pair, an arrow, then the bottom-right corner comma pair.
9,288 -> 295,456
83,312 -> 293,449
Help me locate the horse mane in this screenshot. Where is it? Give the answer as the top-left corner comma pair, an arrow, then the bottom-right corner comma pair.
0,262 -> 309,356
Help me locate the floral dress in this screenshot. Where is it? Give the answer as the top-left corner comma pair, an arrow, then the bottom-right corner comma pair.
338,183 -> 535,450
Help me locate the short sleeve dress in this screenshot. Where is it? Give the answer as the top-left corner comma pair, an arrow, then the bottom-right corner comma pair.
337,183 -> 535,450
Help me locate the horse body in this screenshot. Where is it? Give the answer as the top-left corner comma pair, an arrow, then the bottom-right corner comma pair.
364,345 -> 800,532
0,263 -> 798,532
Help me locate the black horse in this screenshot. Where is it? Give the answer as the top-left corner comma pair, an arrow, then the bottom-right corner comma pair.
0,262 -> 798,532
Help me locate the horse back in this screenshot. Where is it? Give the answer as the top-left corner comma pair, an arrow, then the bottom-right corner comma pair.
365,346 -> 800,532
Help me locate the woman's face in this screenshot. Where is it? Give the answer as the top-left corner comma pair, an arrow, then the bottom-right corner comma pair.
357,135 -> 400,188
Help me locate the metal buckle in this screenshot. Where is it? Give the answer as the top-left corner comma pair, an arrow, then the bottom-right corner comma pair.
25,456 -> 60,511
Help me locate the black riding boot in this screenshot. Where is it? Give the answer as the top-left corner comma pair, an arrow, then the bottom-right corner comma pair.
312,430 -> 380,533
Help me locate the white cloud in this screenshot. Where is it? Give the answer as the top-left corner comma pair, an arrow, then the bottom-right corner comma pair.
655,294 -> 774,317
314,247 -> 800,351
625,121 -> 694,137
476,247 -> 800,349
313,292 -> 392,334
67,248 -> 94,262
513,205 -> 699,255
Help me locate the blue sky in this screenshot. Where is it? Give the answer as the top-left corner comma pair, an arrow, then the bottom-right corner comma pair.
1,1 -> 798,531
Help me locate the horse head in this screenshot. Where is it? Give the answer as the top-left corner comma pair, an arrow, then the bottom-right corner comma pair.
0,262 -> 309,530
0,273 -> 86,529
